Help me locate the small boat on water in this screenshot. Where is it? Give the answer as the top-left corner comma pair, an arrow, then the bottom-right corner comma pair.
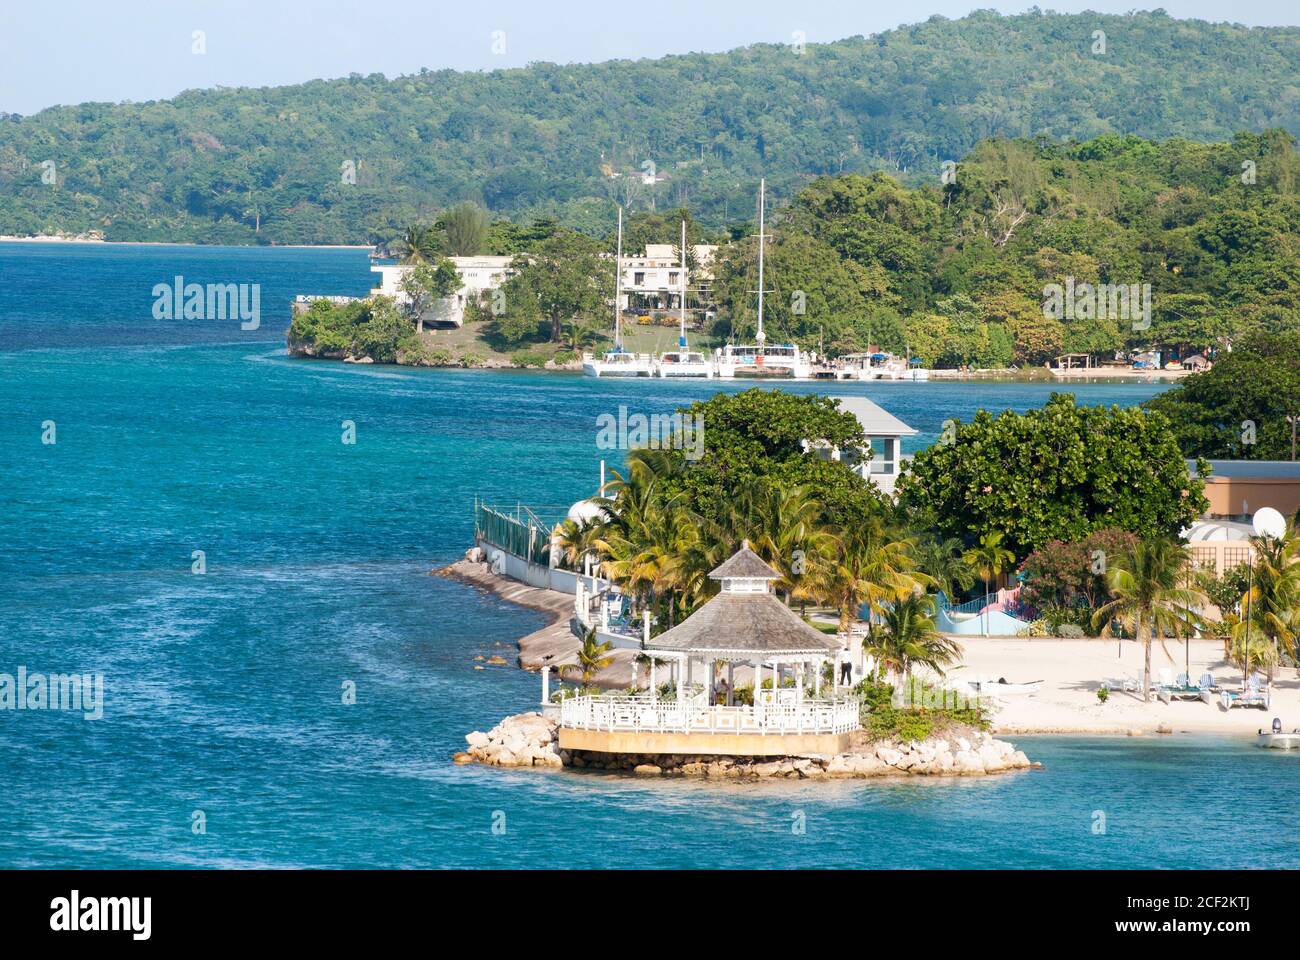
1257,719 -> 1300,749
585,348 -> 653,377
716,342 -> 812,379
656,348 -> 714,377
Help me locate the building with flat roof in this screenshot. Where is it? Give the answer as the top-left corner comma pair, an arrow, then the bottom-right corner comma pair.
618,244 -> 717,314
370,256 -> 515,328
1193,460 -> 1300,521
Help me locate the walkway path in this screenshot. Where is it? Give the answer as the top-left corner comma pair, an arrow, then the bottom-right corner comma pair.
436,559 -> 635,688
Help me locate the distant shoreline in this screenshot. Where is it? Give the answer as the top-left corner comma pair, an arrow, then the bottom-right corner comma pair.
0,235 -> 373,250
287,350 -> 1184,384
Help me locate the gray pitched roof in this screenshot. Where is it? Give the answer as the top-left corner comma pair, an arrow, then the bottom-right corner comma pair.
708,542 -> 781,580
830,396 -> 918,437
645,591 -> 843,656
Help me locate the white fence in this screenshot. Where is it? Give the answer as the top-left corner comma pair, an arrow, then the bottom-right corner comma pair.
560,694 -> 860,736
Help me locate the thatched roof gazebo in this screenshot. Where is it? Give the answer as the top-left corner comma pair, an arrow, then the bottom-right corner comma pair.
644,541 -> 844,705
554,542 -> 861,757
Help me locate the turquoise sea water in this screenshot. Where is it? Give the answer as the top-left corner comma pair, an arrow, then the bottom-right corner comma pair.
1,241 -> 1295,869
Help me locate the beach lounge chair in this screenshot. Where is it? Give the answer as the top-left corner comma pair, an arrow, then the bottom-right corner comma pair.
1220,676 -> 1272,711
1159,672 -> 1205,702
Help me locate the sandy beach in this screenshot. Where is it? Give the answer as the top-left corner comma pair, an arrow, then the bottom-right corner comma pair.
957,638 -> 1295,736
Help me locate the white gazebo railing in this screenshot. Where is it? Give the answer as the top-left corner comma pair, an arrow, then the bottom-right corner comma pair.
559,694 -> 860,736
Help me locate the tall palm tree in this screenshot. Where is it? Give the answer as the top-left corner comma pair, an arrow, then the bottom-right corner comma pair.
963,531 -> 1016,636
1091,539 -> 1207,702
865,593 -> 962,683
400,223 -> 440,263
729,481 -> 836,603
1231,521 -> 1300,681
814,518 -> 927,633
915,536 -> 976,602
597,450 -> 689,620
553,517 -> 606,572
561,627 -> 615,689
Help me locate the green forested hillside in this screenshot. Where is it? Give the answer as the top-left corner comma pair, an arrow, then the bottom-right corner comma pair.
290,129 -> 1300,370
1,9 -> 1299,244
709,131 -> 1300,365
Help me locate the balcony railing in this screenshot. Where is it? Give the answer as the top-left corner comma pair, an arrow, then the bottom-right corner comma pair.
559,694 -> 860,736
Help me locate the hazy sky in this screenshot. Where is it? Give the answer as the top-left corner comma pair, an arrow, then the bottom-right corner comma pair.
1,1 -> 1296,115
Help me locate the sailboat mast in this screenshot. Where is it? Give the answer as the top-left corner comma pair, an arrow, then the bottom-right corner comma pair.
614,207 -> 624,350
679,219 -> 687,349
756,178 -> 766,347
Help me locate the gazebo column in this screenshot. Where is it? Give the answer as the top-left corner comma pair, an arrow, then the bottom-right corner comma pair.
814,658 -> 821,698
676,653 -> 685,704
650,657 -> 657,698
727,662 -> 735,706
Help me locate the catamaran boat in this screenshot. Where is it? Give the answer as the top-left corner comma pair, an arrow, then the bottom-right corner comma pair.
583,207 -> 653,378
654,221 -> 714,378
584,348 -> 653,377
715,342 -> 811,378
656,348 -> 714,377
713,179 -> 812,380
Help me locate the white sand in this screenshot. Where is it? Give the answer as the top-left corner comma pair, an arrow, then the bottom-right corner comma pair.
950,638 -> 1295,736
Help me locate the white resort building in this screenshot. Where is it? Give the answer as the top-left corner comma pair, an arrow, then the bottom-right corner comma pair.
554,542 -> 860,758
807,396 -> 918,497
619,243 -> 717,314
369,256 -> 514,328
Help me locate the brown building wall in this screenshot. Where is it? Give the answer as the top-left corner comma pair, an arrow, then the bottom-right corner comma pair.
1202,477 -> 1300,520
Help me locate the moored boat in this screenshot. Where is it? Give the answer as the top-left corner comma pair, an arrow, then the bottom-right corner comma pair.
1257,719 -> 1300,748
713,179 -> 812,380
654,221 -> 714,378
584,207 -> 654,378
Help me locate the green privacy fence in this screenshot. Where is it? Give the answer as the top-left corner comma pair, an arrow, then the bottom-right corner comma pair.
474,501 -> 552,566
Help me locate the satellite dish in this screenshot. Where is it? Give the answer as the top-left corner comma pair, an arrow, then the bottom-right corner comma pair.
1252,507 -> 1287,540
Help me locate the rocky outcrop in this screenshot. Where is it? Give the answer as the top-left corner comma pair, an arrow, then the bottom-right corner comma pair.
456,713 -> 1037,778
455,712 -> 564,768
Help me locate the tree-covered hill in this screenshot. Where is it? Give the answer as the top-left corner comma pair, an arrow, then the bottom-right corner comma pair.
708,130 -> 1300,365
2,9 -> 1299,244
292,129 -> 1300,371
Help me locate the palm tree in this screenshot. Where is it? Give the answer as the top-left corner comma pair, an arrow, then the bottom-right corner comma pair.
865,593 -> 962,683
553,517 -> 606,572
729,481 -> 836,603
915,536 -> 976,602
1091,539 -> 1207,702
814,518 -> 927,633
562,319 -> 599,354
597,450 -> 691,622
561,627 -> 615,689
400,223 -> 441,263
963,531 -> 1016,636
1231,521 -> 1300,682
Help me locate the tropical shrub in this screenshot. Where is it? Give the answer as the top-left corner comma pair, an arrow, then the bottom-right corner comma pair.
898,394 -> 1208,560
